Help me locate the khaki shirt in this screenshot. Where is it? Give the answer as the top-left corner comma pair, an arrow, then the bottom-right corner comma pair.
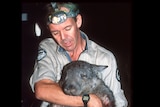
29,31 -> 128,107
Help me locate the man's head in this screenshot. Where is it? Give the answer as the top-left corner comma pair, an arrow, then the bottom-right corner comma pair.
46,2 -> 83,52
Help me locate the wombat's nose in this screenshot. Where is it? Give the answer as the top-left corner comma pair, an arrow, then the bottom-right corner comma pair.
63,84 -> 76,95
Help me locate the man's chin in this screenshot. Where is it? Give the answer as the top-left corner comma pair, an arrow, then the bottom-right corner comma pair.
65,47 -> 74,52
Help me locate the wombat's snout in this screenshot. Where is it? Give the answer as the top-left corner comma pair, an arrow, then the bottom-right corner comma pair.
62,82 -> 77,95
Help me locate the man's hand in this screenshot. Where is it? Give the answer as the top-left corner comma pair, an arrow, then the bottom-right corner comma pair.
88,94 -> 103,107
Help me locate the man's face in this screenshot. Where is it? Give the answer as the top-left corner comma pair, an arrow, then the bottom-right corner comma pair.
48,17 -> 80,52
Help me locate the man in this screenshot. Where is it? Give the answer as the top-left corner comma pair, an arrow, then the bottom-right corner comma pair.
29,2 -> 128,107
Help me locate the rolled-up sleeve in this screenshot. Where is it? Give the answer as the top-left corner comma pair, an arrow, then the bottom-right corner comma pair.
29,38 -> 66,92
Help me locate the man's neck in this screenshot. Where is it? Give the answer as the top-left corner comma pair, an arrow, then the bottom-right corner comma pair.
68,38 -> 86,61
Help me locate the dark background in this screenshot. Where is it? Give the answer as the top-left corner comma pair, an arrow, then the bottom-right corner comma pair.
21,2 -> 132,107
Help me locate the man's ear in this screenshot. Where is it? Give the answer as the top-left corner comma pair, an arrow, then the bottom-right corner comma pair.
76,14 -> 82,28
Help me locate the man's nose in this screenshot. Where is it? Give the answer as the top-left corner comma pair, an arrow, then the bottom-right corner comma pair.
60,31 -> 66,40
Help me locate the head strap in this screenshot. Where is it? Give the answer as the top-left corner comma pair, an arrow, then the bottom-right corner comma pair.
48,2 -> 79,24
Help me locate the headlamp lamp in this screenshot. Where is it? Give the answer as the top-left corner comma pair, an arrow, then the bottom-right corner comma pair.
48,2 -> 79,24
48,11 -> 67,24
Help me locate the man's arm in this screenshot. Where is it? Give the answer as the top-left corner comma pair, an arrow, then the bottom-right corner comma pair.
34,79 -> 103,107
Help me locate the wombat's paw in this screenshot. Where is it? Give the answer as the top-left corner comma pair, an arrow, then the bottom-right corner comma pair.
101,95 -> 115,107
101,95 -> 110,106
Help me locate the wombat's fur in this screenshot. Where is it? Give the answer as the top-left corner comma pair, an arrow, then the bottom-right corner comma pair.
50,60 -> 115,107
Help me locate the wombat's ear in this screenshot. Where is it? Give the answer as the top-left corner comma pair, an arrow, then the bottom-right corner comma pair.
91,64 -> 108,72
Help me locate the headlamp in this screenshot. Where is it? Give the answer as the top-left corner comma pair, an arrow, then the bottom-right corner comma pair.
48,2 -> 79,24
48,11 -> 67,24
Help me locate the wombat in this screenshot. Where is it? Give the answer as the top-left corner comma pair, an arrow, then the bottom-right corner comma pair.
50,60 -> 115,107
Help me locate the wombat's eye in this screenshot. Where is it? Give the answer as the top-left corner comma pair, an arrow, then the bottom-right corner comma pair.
80,74 -> 87,79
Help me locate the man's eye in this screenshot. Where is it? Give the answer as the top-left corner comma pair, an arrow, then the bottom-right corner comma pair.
65,26 -> 71,31
52,32 -> 59,36
54,33 -> 58,35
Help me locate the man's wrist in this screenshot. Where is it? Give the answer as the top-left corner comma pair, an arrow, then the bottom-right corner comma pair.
82,94 -> 90,106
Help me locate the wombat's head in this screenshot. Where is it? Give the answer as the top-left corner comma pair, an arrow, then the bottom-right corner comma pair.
59,60 -> 108,96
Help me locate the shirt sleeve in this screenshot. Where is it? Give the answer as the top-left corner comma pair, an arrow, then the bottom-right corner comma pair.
29,40 -> 61,92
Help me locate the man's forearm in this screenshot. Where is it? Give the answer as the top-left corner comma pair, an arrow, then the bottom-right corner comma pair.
34,79 -> 84,106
